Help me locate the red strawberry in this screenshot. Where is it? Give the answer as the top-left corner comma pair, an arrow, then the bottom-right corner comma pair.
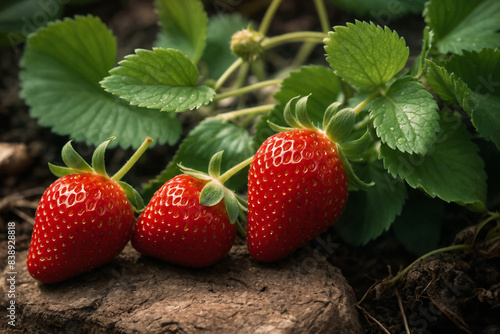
247,129 -> 348,262
132,174 -> 237,267
27,137 -> 151,283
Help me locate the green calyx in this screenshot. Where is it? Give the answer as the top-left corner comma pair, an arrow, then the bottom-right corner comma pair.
268,95 -> 374,191
48,137 -> 153,212
179,151 -> 252,229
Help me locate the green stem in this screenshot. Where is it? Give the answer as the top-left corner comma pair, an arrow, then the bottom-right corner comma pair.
261,31 -> 326,50
353,91 -> 382,115
111,137 -> 153,182
258,0 -> 283,35
472,211 -> 500,245
215,79 -> 282,101
214,58 -> 244,91
313,0 -> 330,33
386,244 -> 471,285
291,41 -> 318,68
218,155 -> 254,184
236,220 -> 247,238
216,104 -> 275,122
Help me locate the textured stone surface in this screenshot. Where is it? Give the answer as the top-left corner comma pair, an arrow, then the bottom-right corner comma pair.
1,243 -> 362,333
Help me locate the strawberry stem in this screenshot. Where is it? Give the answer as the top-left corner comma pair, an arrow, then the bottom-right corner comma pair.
111,137 -> 153,182
214,58 -> 244,91
385,243 -> 471,285
261,31 -> 327,50
218,156 -> 254,184
313,0 -> 330,34
216,104 -> 275,122
214,79 -> 282,101
352,91 -> 382,115
258,0 -> 283,35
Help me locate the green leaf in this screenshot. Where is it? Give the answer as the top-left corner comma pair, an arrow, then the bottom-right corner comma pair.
201,13 -> 249,79
335,159 -> 407,245
426,49 -> 500,150
392,189 -> 444,256
155,0 -> 208,64
223,188 -> 240,224
254,65 -> 341,148
117,181 -> 145,212
91,137 -> 114,177
19,15 -> 181,149
325,108 -> 355,144
371,77 -> 440,155
381,113 -> 487,207
48,164 -> 76,178
425,60 -> 468,104
424,0 -> 500,55
208,151 -> 224,179
61,141 -> 92,173
199,180 -> 225,206
101,48 -> 215,112
142,118 -> 254,201
324,20 -> 409,90
0,0 -> 62,48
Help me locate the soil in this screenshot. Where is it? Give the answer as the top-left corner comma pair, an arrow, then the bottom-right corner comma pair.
1,1 -> 499,333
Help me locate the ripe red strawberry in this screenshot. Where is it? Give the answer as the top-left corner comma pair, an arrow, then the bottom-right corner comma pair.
247,129 -> 348,262
132,174 -> 237,267
27,137 -> 151,283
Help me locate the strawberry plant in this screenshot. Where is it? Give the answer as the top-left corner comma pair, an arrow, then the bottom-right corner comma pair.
17,0 -> 500,267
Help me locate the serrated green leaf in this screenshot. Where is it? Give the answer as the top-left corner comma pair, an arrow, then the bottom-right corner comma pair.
324,20 -> 409,90
101,48 -> 215,112
392,189 -> 444,256
424,0 -> 500,55
200,180 -> 225,206
155,0 -> 208,64
425,60 -> 468,104
201,13 -> 249,79
381,113 -> 487,207
335,159 -> 407,245
426,49 -> 500,150
371,77 -> 440,155
19,15 -> 181,149
254,65 -> 341,148
142,118 -> 254,201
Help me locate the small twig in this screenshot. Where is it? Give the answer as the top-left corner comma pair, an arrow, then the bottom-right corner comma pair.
428,296 -> 472,334
12,207 -> 35,225
356,304 -> 391,334
357,281 -> 378,305
394,288 -> 410,334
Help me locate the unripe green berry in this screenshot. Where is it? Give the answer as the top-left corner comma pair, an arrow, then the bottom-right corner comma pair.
230,28 -> 263,61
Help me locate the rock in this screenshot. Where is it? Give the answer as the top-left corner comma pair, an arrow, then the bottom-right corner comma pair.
1,243 -> 362,333
0,143 -> 30,174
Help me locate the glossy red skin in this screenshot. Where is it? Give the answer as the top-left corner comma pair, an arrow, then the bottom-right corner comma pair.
132,174 -> 236,267
247,129 -> 348,262
27,173 -> 135,283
